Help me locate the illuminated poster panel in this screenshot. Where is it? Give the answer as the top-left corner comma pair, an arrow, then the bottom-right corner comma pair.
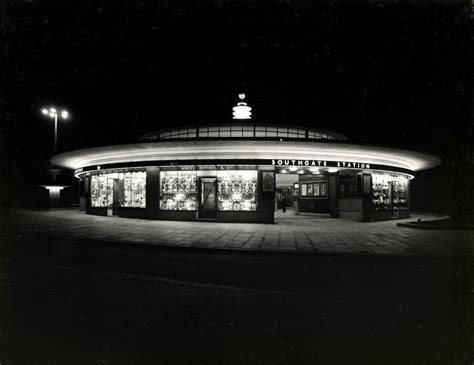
301,184 -> 307,197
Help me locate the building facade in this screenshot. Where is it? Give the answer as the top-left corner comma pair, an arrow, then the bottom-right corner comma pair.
51,122 -> 440,223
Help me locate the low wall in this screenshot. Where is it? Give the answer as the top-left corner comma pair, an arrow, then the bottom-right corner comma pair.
117,208 -> 271,223
87,207 -> 108,216
365,210 -> 393,222
299,199 -> 330,214
119,208 -> 197,221
392,210 -> 410,219
217,211 -> 261,223
339,198 -> 363,221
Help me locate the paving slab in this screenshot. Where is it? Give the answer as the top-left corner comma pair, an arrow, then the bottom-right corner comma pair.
1,208 -> 473,257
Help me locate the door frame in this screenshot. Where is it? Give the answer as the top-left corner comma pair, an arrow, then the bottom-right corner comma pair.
198,177 -> 217,218
112,178 -> 120,216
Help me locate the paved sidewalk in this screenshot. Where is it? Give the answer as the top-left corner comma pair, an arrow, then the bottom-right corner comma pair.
1,208 -> 473,257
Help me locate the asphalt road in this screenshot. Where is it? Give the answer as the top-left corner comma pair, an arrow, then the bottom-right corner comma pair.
0,234 -> 472,364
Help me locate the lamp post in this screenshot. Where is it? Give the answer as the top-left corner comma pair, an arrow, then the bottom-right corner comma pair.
41,107 -> 68,154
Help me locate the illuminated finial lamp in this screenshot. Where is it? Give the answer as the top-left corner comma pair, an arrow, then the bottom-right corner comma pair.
232,93 -> 252,119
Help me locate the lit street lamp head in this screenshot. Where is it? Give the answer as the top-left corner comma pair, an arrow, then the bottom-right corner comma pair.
41,107 -> 69,119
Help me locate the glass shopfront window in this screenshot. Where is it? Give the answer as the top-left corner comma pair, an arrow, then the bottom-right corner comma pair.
160,170 -> 198,210
121,171 -> 146,208
217,170 -> 257,211
392,175 -> 408,210
371,172 -> 392,211
159,167 -> 258,212
91,170 -> 146,208
91,173 -> 111,207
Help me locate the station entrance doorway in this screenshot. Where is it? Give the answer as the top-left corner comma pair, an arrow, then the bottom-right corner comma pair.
274,170 -> 333,221
275,173 -> 299,214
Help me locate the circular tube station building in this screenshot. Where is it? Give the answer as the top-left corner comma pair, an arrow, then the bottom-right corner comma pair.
51,96 -> 440,223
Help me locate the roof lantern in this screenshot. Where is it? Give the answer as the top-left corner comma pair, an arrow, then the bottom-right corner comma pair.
232,93 -> 252,120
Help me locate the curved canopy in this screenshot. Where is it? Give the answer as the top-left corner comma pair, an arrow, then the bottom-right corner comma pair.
51,140 -> 441,172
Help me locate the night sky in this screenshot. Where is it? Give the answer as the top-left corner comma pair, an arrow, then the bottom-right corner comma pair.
1,0 -> 472,214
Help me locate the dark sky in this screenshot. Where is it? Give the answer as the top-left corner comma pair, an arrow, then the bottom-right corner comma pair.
1,0 -> 472,209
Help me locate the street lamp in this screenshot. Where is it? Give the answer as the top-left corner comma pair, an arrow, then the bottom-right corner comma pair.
41,107 -> 68,154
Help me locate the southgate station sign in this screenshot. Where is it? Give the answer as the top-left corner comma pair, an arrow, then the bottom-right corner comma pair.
272,159 -> 371,169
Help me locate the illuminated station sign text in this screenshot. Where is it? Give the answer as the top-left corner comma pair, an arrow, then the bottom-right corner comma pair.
272,159 -> 371,169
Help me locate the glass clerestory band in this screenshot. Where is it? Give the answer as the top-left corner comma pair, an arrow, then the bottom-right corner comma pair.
141,125 -> 344,141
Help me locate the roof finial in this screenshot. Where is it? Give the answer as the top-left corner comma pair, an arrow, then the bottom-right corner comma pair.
233,93 -> 252,120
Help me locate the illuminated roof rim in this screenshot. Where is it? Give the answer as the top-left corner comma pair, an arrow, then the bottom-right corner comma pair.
50,140 -> 441,172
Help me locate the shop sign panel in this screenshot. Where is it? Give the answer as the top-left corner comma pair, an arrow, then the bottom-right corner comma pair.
271,159 -> 371,169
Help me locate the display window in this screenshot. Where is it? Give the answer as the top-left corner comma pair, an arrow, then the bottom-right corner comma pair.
160,168 -> 257,211
217,170 -> 257,211
160,170 -> 198,210
90,172 -> 117,208
91,173 -> 108,207
91,170 -> 146,208
123,172 -> 132,206
371,172 -> 392,211
122,171 -> 146,208
392,175 -> 408,210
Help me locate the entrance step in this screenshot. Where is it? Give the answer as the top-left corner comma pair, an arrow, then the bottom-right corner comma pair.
197,217 -> 217,222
